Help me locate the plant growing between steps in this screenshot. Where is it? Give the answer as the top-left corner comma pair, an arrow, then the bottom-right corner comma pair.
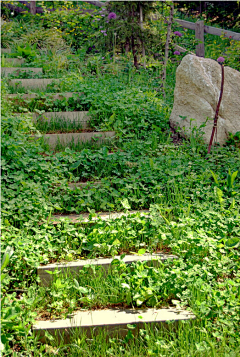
9,43 -> 37,62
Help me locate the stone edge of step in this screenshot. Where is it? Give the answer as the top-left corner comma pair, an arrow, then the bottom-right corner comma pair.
8,78 -> 61,89
51,210 -> 150,224
33,307 -> 196,342
7,92 -> 83,99
1,48 -> 11,53
37,253 -> 178,286
2,67 -> 43,75
33,131 -> 116,149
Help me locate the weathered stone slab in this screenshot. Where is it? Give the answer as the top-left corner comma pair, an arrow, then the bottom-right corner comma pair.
4,58 -> 25,65
126,161 -> 138,168
51,210 -> 150,224
54,180 -> 103,190
38,253 -> 177,287
67,180 -> 102,189
170,54 -> 240,145
9,78 -> 60,90
1,48 -> 11,54
8,92 -> 82,101
37,131 -> 115,149
33,307 -> 195,343
33,111 -> 91,129
1,67 -> 42,76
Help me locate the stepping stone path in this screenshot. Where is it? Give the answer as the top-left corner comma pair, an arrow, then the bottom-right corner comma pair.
4,49 -> 196,344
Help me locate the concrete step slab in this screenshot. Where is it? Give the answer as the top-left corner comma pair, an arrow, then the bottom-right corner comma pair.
54,180 -> 103,190
1,48 -> 11,54
51,210 -> 150,225
33,307 -> 195,343
38,253 -> 177,287
2,67 -> 42,76
9,78 -> 60,90
4,58 -> 25,65
8,92 -> 82,102
67,180 -> 102,189
37,131 -> 115,149
33,111 -> 91,129
126,161 -> 138,168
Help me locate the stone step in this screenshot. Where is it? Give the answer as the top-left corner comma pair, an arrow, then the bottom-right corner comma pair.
1,48 -> 11,54
9,78 -> 60,90
8,92 -> 82,103
38,253 -> 177,287
33,111 -> 91,129
2,67 -> 42,76
51,210 -> 150,225
3,58 -> 25,65
36,131 -> 115,149
54,180 -> 103,190
67,180 -> 102,189
33,307 -> 195,343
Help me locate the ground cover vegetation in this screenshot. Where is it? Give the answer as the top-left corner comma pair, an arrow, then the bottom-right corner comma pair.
1,1 -> 240,356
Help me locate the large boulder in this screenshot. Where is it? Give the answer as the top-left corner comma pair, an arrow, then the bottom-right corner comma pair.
170,54 -> 240,145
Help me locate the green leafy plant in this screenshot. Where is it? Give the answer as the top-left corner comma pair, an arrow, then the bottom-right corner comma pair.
226,131 -> 240,148
9,44 -> 37,61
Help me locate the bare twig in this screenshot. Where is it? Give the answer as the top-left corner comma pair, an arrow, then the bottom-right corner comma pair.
208,64 -> 224,154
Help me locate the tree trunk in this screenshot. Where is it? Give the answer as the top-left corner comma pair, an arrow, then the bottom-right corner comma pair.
162,2 -> 174,98
131,5 -> 138,68
131,35 -> 138,68
139,4 -> 146,69
125,38 -> 130,53
30,1 -> 36,15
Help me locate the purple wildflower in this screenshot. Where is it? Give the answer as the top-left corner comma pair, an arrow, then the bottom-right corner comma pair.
100,26 -> 103,28
174,51 -> 180,55
104,33 -> 107,36
106,20 -> 109,23
100,30 -> 106,33
174,31 -> 183,37
97,18 -> 100,21
108,12 -> 117,20
101,14 -> 105,17
217,57 -> 225,63
102,57 -> 105,59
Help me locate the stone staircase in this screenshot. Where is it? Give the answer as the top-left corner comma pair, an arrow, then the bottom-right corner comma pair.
2,48 -> 196,344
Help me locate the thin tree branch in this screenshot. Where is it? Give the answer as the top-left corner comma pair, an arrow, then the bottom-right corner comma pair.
207,64 -> 224,154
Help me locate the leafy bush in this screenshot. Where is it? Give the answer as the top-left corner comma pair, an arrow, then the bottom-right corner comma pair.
19,27 -> 70,52
1,21 -> 15,48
